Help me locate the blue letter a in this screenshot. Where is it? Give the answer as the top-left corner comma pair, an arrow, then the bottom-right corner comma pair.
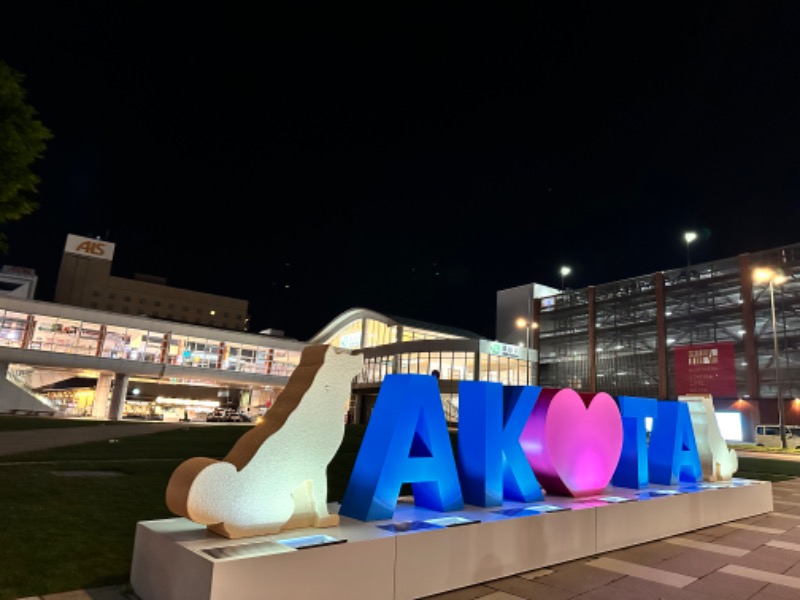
338,374 -> 464,521
649,401 -> 703,485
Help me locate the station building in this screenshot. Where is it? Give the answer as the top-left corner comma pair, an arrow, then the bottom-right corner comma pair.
308,308 -> 535,424
0,298 -> 535,424
0,232 -> 538,423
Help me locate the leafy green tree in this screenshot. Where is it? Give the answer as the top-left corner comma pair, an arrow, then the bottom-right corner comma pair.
0,60 -> 52,252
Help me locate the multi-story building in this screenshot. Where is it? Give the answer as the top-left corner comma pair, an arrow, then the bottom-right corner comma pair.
54,234 -> 249,331
0,265 -> 38,299
496,242 -> 800,442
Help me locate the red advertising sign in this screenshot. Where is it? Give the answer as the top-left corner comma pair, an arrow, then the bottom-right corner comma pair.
673,342 -> 737,397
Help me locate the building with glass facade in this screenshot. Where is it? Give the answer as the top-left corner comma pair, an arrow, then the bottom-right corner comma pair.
0,301 -> 537,424
496,242 -> 800,442
308,308 -> 536,424
0,295 -> 305,420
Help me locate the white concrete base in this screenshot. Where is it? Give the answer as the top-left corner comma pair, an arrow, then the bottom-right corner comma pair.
131,479 -> 773,600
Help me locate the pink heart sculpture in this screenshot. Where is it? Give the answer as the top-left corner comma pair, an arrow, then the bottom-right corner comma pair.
520,388 -> 623,497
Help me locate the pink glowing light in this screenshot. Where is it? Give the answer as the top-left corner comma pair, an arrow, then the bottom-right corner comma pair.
520,388 -> 623,497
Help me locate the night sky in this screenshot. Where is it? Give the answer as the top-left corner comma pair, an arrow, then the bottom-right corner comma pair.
2,2 -> 800,341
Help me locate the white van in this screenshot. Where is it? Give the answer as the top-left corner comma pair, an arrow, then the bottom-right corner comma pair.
754,424 -> 800,448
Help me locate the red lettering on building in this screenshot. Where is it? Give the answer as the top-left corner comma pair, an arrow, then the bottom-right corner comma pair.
74,241 -> 106,256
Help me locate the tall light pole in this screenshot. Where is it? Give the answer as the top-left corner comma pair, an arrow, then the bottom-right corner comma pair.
560,265 -> 571,291
515,317 -> 538,348
684,231 -> 697,281
516,317 -> 538,384
753,267 -> 788,449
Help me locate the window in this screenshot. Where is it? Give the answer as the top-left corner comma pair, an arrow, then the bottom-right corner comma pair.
100,325 -> 129,358
0,311 -> 28,349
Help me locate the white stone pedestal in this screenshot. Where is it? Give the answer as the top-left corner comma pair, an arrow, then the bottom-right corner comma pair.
131,479 -> 773,600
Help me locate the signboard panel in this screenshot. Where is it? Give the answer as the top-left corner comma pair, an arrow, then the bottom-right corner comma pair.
64,234 -> 115,261
674,342 -> 737,397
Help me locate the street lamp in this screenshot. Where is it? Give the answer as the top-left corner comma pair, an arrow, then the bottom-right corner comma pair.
684,231 -> 697,281
753,267 -> 788,449
560,266 -> 571,291
515,317 -> 539,349
516,317 -> 539,385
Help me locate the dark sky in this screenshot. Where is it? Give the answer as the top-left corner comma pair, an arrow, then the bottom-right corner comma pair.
2,2 -> 800,341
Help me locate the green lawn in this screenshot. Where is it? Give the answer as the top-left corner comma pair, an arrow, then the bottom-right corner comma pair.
0,422 -> 792,600
0,423 -> 370,600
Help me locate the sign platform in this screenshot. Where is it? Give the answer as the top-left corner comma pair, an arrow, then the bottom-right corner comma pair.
131,478 -> 773,600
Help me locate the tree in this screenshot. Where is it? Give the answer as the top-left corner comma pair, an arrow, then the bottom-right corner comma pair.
0,60 -> 52,253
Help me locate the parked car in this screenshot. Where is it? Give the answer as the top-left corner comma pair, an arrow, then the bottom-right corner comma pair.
755,424 -> 800,448
206,409 -> 251,423
206,409 -> 229,422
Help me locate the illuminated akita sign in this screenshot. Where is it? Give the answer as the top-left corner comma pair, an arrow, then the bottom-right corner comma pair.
338,374 -> 720,522
165,345 -> 736,539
